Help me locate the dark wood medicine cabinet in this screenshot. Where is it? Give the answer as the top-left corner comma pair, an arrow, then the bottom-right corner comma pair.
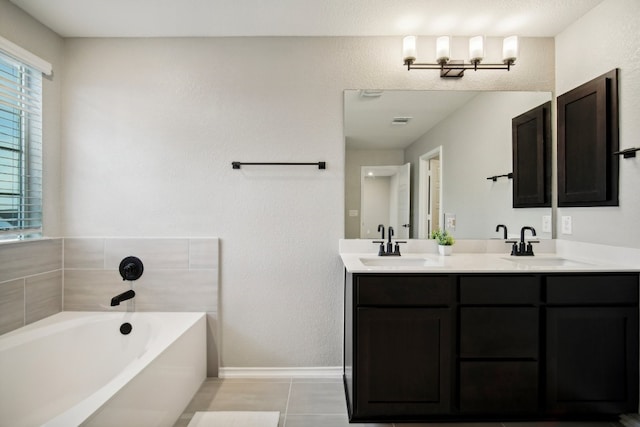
557,69 -> 619,207
512,101 -> 552,208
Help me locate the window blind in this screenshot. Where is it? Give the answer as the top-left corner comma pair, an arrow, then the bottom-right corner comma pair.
0,50 -> 43,239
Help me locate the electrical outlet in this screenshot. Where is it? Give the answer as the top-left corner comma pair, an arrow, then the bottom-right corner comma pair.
444,213 -> 456,231
561,216 -> 572,234
542,215 -> 552,233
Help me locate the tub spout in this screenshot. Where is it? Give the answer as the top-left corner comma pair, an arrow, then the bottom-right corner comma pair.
110,289 -> 135,306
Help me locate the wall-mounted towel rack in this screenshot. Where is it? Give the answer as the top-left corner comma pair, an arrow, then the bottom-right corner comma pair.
486,173 -> 513,182
613,148 -> 639,158
232,161 -> 326,170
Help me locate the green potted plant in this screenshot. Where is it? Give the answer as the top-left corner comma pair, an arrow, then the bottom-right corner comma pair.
431,229 -> 455,255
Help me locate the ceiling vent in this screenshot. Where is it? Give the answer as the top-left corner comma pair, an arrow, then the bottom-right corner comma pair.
392,116 -> 412,125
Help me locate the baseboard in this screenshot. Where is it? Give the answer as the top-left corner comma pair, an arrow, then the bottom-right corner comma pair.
218,366 -> 342,379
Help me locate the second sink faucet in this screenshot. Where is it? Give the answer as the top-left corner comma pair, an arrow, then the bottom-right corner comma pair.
511,226 -> 537,256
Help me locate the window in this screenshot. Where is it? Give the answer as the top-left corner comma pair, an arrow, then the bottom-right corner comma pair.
0,50 -> 43,240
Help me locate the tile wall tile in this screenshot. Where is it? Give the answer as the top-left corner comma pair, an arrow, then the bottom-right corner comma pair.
25,270 -> 63,324
63,269 -> 130,311
189,239 -> 219,270
63,238 -> 104,269
0,279 -> 25,334
134,270 -> 217,312
104,238 -> 190,270
0,239 -> 62,283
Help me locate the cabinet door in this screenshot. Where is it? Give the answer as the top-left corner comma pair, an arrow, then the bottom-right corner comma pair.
546,307 -> 638,414
355,307 -> 452,418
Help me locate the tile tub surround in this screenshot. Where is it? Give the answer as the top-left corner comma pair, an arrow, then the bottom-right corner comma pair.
0,239 -> 63,334
174,378 -> 625,427
63,237 -> 220,376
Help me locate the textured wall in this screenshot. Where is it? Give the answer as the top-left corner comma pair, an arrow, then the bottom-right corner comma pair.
60,36 -> 554,368
555,0 -> 640,248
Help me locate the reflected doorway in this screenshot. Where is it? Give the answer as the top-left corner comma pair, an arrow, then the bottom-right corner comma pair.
418,147 -> 443,238
360,163 -> 411,239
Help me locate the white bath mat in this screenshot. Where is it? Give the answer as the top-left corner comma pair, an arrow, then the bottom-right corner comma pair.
187,411 -> 280,427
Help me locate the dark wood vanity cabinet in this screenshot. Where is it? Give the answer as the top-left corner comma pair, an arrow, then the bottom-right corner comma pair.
344,273 -> 454,421
344,271 -> 639,422
545,274 -> 639,415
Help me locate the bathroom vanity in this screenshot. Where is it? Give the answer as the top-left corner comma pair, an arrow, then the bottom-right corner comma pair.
341,250 -> 639,423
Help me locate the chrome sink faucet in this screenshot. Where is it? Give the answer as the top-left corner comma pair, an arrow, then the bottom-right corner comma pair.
510,226 -> 538,256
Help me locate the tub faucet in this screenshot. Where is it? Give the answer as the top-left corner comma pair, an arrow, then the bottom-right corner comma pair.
511,226 -> 538,256
110,289 -> 135,306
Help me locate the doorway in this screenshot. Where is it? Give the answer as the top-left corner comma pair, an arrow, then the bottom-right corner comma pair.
418,147 -> 443,239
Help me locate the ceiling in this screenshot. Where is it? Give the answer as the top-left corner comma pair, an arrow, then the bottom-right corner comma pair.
345,90 -> 479,150
11,0 -> 603,38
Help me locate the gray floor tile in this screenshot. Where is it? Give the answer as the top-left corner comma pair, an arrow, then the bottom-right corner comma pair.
287,381 -> 347,415
201,380 -> 290,412
285,414 -> 391,427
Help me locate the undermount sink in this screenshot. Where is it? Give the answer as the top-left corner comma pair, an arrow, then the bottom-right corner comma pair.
503,257 -> 591,267
359,257 -> 436,267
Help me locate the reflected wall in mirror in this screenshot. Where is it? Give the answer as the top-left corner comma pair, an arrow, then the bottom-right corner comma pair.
344,90 -> 553,240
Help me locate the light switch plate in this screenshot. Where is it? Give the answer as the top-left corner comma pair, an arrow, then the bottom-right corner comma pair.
561,216 -> 572,234
542,215 -> 552,233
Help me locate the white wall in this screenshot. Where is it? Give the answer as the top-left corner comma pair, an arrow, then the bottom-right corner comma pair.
0,0 -> 64,237
555,0 -> 640,248
59,36 -> 554,369
405,92 -> 552,239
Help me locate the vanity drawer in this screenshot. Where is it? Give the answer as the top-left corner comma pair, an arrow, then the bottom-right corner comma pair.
460,307 -> 539,358
459,361 -> 539,414
356,274 -> 452,306
460,275 -> 539,304
546,274 -> 638,305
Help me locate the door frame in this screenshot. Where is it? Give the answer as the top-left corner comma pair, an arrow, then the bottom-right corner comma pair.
418,146 -> 443,239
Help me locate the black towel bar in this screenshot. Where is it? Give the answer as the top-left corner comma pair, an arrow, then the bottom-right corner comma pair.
232,161 -> 326,170
486,172 -> 513,182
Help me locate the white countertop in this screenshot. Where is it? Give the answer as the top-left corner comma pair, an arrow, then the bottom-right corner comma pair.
339,239 -> 640,274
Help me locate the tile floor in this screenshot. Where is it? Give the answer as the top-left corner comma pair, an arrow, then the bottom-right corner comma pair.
174,377 -> 625,427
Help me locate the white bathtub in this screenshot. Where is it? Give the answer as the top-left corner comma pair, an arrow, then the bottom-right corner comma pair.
0,311 -> 206,427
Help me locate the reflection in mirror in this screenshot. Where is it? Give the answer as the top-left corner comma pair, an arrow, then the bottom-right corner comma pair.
344,90 -> 553,240
360,164 -> 410,239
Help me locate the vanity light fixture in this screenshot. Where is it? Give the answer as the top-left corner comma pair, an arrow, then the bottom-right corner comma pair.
402,35 -> 518,78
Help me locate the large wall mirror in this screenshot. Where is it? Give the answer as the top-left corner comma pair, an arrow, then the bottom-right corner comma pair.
344,90 -> 553,240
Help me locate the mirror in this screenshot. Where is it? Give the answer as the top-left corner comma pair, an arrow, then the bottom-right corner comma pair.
345,90 -> 553,240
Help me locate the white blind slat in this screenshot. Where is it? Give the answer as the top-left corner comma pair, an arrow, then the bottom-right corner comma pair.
0,49 -> 43,240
